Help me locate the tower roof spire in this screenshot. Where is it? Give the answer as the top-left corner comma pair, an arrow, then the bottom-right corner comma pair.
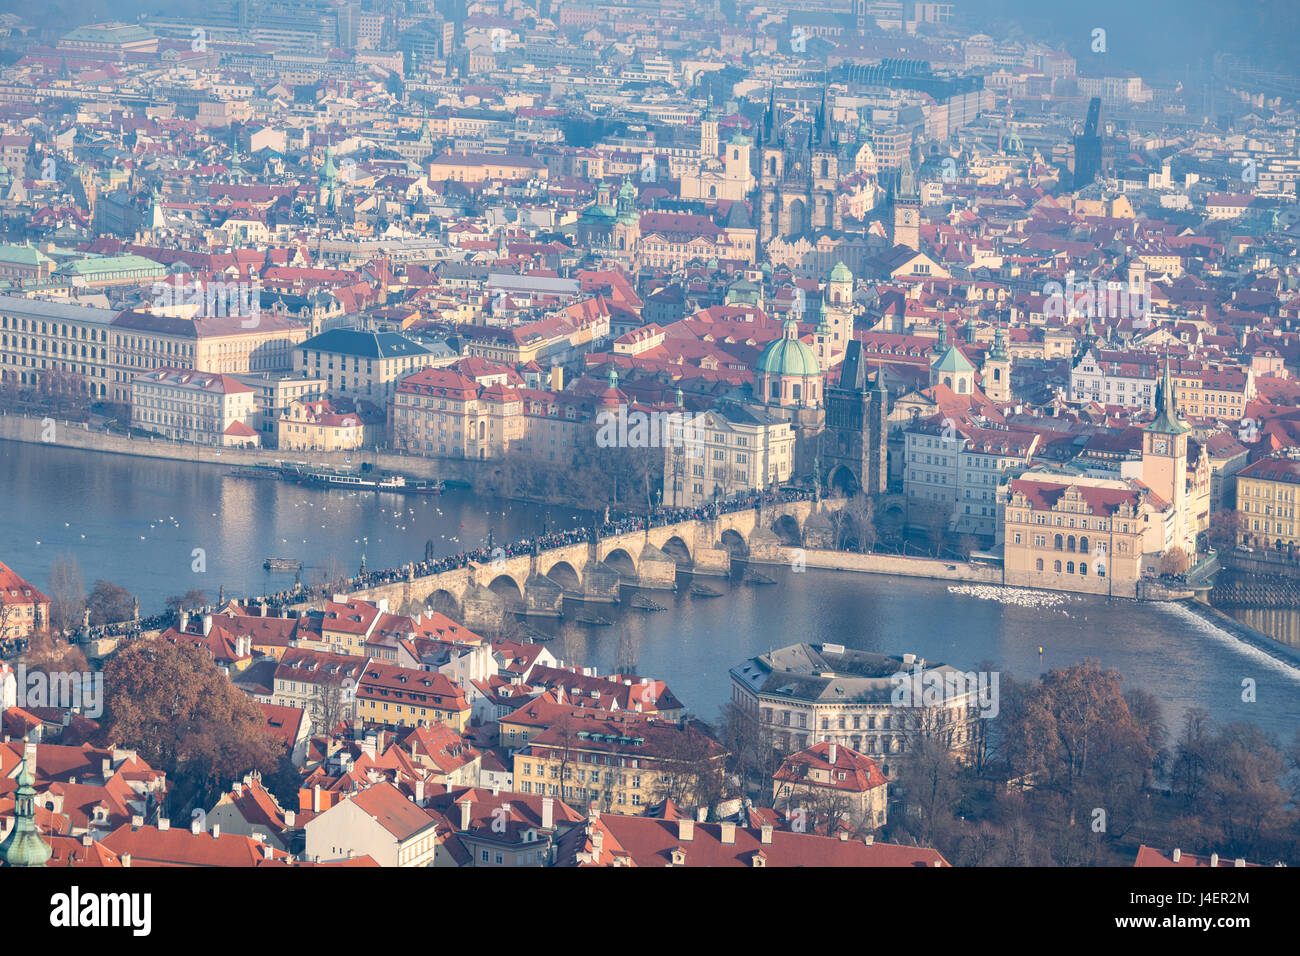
1146,346 -> 1189,435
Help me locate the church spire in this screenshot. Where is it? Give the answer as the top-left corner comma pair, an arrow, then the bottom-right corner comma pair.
0,741 -> 51,867
1146,347 -> 1189,435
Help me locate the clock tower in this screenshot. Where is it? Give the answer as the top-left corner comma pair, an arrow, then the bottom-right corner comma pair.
1142,353 -> 1189,543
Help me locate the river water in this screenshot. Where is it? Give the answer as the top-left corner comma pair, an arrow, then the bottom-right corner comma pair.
3,440 -> 1299,738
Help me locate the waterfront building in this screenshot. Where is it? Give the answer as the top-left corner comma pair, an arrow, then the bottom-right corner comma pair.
130,367 -> 260,447
0,295 -> 116,398
729,643 -> 981,777
662,404 -> 794,507
1002,472 -> 1158,596
1235,452 -> 1300,553
0,561 -> 51,641
904,419 -> 1039,539
276,397 -> 382,451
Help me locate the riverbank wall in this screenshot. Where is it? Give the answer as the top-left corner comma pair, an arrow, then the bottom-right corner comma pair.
0,412 -> 482,482
785,548 -> 1004,584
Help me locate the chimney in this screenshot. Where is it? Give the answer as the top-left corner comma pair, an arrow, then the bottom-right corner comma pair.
81,832 -> 93,846
1172,848 -> 1181,863
101,758 -> 111,779
932,859 -> 943,867
828,743 -> 837,765
131,814 -> 143,829
179,610 -> 189,631
262,843 -> 274,859
760,823 -> 773,844
284,810 -> 295,827
191,816 -> 202,835
415,779 -> 425,806
864,834 -> 874,845
541,797 -> 554,829
157,817 -> 169,831
678,818 -> 694,842
1234,858 -> 1246,867
459,798 -> 472,831
202,614 -> 213,637
211,824 -> 220,838
121,853 -> 131,867
719,822 -> 736,844
696,806 -> 707,823
591,827 -> 604,856
1210,853 -> 1219,867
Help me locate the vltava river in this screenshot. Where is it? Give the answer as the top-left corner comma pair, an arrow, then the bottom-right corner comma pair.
3,441 -> 1298,737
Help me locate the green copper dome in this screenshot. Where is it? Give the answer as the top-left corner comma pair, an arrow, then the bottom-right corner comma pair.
933,344 -> 975,375
0,745 -> 51,867
829,261 -> 852,283
757,320 -> 820,378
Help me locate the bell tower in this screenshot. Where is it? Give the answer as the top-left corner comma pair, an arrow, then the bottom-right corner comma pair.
983,319 -> 1012,403
1142,351 -> 1189,540
893,156 -> 920,252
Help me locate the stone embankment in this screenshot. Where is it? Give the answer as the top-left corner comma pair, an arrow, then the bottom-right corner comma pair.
0,412 -> 480,483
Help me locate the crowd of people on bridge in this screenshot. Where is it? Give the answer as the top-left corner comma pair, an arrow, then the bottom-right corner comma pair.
80,486 -> 824,631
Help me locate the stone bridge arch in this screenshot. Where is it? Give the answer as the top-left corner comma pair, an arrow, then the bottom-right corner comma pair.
423,587 -> 461,619
601,546 -> 638,580
657,533 -> 694,566
486,573 -> 525,610
771,513 -> 802,545
719,527 -> 748,560
543,558 -> 582,593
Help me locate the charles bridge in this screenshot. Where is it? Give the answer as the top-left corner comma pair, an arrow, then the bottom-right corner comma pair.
287,497 -> 856,630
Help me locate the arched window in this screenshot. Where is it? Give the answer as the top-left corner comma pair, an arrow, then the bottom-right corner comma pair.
1080,563 -> 1088,576
1053,560 -> 1062,572
1079,536 -> 1089,554
1067,535 -> 1076,552
1066,561 -> 1075,573
1054,534 -> 1063,550
1035,558 -> 1044,571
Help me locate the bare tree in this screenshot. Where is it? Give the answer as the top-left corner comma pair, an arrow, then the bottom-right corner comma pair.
309,680 -> 353,735
46,554 -> 86,633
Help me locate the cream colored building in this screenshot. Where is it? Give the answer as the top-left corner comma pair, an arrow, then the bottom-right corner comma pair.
729,643 -> 980,779
303,782 -> 457,866
277,398 -> 380,451
130,367 -> 261,447
296,328 -> 438,402
1236,454 -> 1300,552
0,295 -> 116,398
663,406 -> 795,507
1002,472 -> 1155,598
110,310 -> 309,404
